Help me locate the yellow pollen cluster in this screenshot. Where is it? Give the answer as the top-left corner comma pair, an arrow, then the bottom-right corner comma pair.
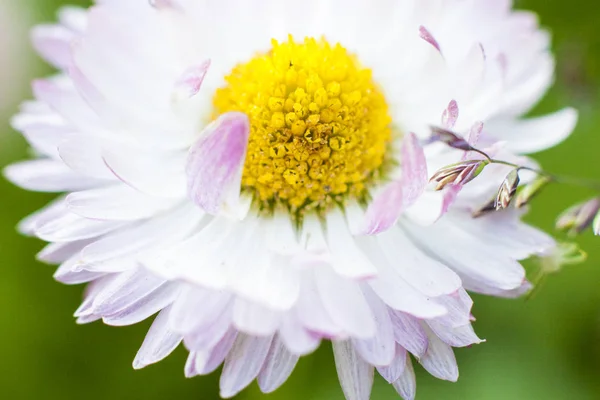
213,36 -> 393,213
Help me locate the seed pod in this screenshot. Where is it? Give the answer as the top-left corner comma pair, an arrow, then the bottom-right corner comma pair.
495,169 -> 520,210
556,197 -> 600,235
430,159 -> 490,191
429,126 -> 474,152
515,175 -> 551,208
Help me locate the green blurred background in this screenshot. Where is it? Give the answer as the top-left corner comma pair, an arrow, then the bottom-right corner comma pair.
1,0 -> 599,399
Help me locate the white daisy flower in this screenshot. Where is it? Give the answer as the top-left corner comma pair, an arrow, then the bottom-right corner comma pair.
6,1 -> 578,399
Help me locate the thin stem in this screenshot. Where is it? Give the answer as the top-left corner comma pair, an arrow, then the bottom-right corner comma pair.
487,158 -> 600,191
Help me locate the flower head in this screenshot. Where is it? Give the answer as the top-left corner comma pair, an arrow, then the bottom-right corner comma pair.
430,160 -> 490,191
496,169 -> 521,210
6,1 -> 576,399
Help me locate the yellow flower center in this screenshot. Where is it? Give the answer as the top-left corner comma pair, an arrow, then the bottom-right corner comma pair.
213,36 -> 393,214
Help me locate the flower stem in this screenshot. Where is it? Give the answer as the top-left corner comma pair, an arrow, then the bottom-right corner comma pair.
470,152 -> 600,192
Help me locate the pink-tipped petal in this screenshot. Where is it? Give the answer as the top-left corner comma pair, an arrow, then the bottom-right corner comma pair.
362,133 -> 427,235
442,100 -> 459,129
419,26 -> 441,53
175,60 -> 211,98
186,112 -> 250,217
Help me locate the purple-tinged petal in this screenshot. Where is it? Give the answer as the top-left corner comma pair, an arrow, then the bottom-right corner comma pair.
132,306 -> 182,369
388,310 -> 429,358
352,289 -> 396,367
419,327 -> 459,382
441,100 -> 459,129
31,25 -> 74,69
419,26 -> 441,53
392,356 -> 416,400
258,336 -> 299,393
433,289 -> 473,328
466,121 -> 484,148
333,341 -> 374,400
377,345 -> 407,384
220,334 -> 274,398
427,322 -> 484,348
362,134 -> 427,235
185,329 -> 238,378
175,60 -> 211,98
103,283 -> 178,327
186,112 -> 250,217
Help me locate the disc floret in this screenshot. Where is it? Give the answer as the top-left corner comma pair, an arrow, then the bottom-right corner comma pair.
213,36 -> 393,214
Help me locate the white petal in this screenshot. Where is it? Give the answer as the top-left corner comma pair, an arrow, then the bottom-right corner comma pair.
402,219 -> 525,292
103,283 -> 178,327
359,237 -> 447,319
4,159 -> 105,192
352,289 -> 396,367
35,210 -> 124,242
265,212 -> 301,255
326,208 -> 378,279
185,329 -> 238,378
278,314 -> 321,356
169,285 -> 231,334
433,289 -> 473,328
332,341 -> 374,400
54,259 -> 105,285
488,108 -> 577,154
392,356 -> 417,400
103,146 -> 188,199
92,268 -> 166,315
388,311 -> 429,358
295,272 -> 343,337
419,326 -> 459,382
377,345 -> 407,384
232,298 -> 282,336
220,334 -> 274,399
377,228 -> 462,297
67,185 -> 178,221
228,225 -> 300,311
427,322 -> 483,348
316,266 -> 376,339
37,240 -> 90,264
258,336 -> 299,393
81,205 -> 201,264
133,306 -> 182,369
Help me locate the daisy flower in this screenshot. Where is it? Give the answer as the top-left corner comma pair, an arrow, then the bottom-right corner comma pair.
6,1 -> 577,399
